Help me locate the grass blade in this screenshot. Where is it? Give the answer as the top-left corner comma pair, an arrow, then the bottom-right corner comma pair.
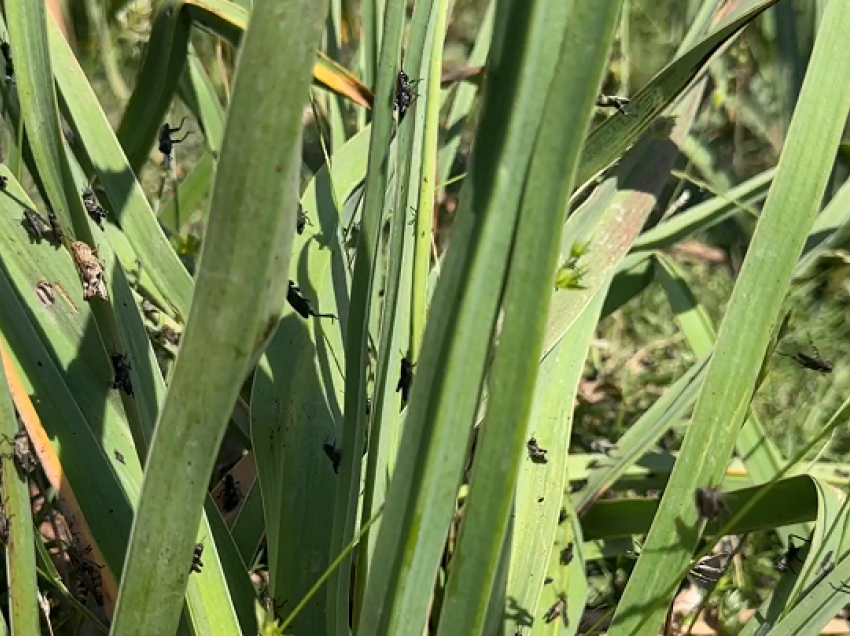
109,0 -> 328,632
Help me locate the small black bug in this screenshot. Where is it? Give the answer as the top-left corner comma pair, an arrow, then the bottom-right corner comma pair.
569,479 -> 588,494
0,495 -> 9,544
47,209 -> 63,246
22,208 -> 48,243
543,576 -> 553,585
397,357 -> 414,403
0,40 -> 13,80
0,175 -> 7,190
543,593 -> 567,626
782,348 -> 833,373
776,534 -> 810,573
110,352 -> 134,396
694,486 -> 727,521
526,437 -> 548,464
323,443 -> 342,474
596,94 -> 630,116
114,450 -> 125,465
82,187 -> 108,230
287,281 -> 336,320
158,117 -> 192,167
190,542 -> 204,574
558,507 -> 568,525
221,474 -> 242,512
559,542 -> 574,566
393,70 -> 420,120
296,204 -> 311,235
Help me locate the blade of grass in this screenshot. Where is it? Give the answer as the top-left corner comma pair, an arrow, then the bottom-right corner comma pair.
436,6 -> 622,633
251,125 -> 370,635
356,0 -> 583,631
108,1 -> 328,633
506,286 -> 607,636
0,340 -> 39,635
327,0 -> 406,630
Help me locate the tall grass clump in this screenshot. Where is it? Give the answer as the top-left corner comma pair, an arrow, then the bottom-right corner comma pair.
0,1 -> 850,635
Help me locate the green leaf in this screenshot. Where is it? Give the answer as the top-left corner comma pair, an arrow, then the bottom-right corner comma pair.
109,0 -> 329,633
435,4 -> 622,635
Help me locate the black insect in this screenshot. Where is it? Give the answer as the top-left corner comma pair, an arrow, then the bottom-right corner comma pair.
558,507 -> 568,525
221,474 -> 242,512
80,558 -> 105,606
776,534 -> 810,573
114,450 -> 125,465
47,209 -> 64,246
190,542 -> 204,574
322,443 -> 342,474
0,496 -> 9,544
560,542 -> 574,566
82,187 -> 108,230
393,70 -> 420,120
596,94 -> 630,116
110,353 -> 134,396
569,479 -> 588,493
526,437 -> 548,464
296,204 -> 311,235
397,357 -> 414,403
22,208 -> 49,243
287,281 -> 336,320
4,429 -> 36,474
781,347 -> 833,373
543,592 -> 567,626
158,117 -> 191,167
694,486 -> 727,521
0,175 -> 7,190
0,40 -> 13,80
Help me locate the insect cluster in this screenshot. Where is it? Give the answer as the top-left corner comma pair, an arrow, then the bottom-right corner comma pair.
70,545 -> 105,606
